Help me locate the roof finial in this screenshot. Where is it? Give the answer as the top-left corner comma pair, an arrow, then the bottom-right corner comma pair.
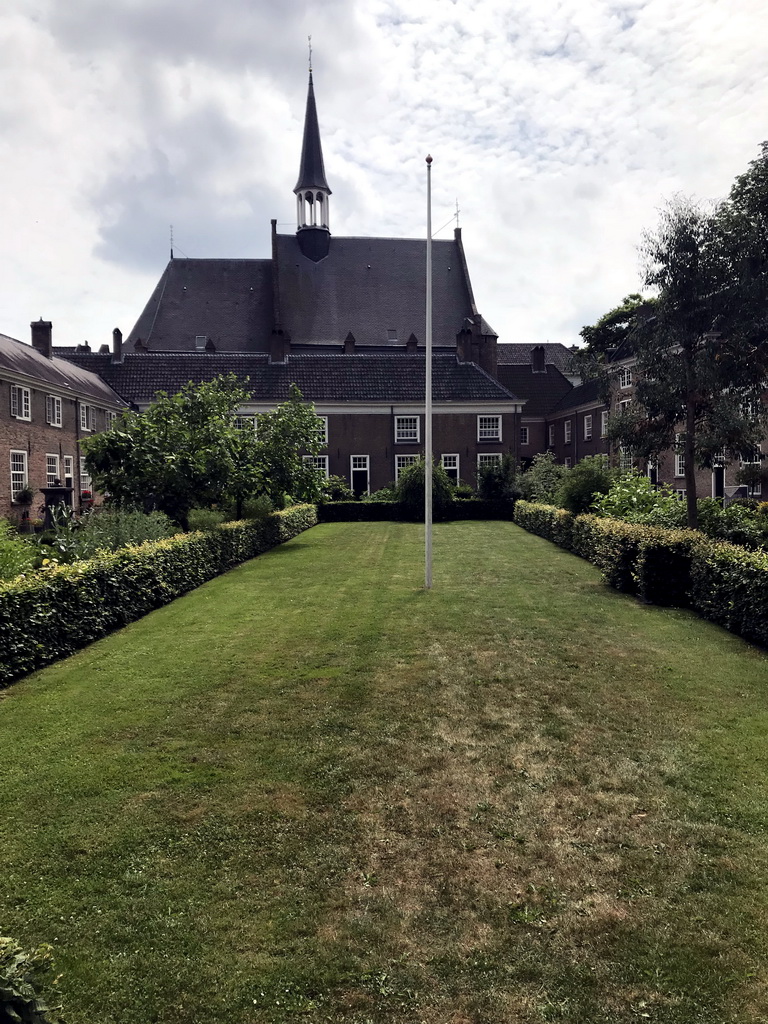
308,34 -> 312,73
170,223 -> 174,260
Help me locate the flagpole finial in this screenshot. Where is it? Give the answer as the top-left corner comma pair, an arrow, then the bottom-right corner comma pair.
308,35 -> 312,72
426,154 -> 432,164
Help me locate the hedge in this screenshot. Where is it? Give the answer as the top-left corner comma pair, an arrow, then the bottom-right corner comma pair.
515,500 -> 768,647
318,499 -> 515,523
0,505 -> 317,687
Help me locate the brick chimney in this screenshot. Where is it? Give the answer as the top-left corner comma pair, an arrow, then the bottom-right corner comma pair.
456,322 -> 473,363
344,331 -> 356,354
111,327 -> 123,364
30,319 -> 52,359
531,345 -> 546,373
406,333 -> 418,354
269,328 -> 288,364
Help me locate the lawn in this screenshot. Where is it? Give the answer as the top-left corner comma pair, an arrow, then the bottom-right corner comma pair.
2,521 -> 768,1023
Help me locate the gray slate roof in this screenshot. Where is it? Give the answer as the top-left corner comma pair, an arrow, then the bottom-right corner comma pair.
126,259 -> 274,352
497,342 -> 578,374
275,233 -> 476,348
294,72 -> 331,193
549,376 -> 606,414
1,333 -> 126,406
55,351 -> 520,407
496,364 -> 573,418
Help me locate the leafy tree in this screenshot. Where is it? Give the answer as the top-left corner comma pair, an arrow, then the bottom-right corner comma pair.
476,454 -> 520,501
579,293 -> 655,363
82,376 -> 323,526
519,452 -> 567,504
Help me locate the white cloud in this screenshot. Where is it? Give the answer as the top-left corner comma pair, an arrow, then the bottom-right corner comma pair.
1,0 -> 767,347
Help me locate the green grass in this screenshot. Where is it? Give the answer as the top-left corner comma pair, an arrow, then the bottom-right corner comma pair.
2,521 -> 768,1023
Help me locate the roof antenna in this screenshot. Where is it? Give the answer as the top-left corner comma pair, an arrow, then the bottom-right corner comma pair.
170,224 -> 174,260
454,198 -> 460,229
308,34 -> 312,73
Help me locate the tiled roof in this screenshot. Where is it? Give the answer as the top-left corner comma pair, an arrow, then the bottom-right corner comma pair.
55,351 -> 521,407
496,364 -> 573,418
497,342 -> 578,374
549,376 -> 606,414
125,258 -> 274,352
1,333 -> 127,406
275,234 -> 474,348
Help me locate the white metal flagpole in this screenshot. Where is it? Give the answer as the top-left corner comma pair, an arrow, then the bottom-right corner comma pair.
425,155 -> 433,590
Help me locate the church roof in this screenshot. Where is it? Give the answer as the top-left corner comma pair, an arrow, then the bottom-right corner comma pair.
55,351 -> 520,407
275,233 -> 474,348
125,258 -> 274,353
294,71 -> 331,194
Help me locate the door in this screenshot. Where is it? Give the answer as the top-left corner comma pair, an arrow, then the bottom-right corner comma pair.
350,455 -> 370,497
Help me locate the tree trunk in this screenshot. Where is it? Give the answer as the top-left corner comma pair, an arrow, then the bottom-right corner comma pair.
682,350 -> 699,529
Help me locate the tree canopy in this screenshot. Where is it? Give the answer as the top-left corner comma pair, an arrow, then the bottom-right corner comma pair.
82,375 -> 324,526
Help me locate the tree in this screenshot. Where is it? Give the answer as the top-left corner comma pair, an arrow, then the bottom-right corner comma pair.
579,293 -> 655,363
394,458 -> 454,520
82,375 -> 323,526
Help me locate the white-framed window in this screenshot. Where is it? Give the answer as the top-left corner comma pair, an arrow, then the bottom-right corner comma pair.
441,454 -> 459,482
10,385 -> 31,421
564,457 -> 572,469
233,416 -> 256,430
79,456 -> 92,493
584,414 -> 593,441
740,451 -> 762,497
477,415 -> 502,441
564,419 -> 572,443
676,489 -> 686,500
620,446 -> 634,472
520,426 -> 529,446
619,366 -> 633,389
105,410 -> 117,428
548,425 -> 555,447
477,453 -> 502,468
303,455 -> 329,478
79,403 -> 93,431
63,455 -> 74,485
46,454 -> 60,487
10,450 -> 28,501
674,433 -> 685,478
601,410 -> 609,437
618,398 -> 631,414
46,394 -> 62,427
395,415 -> 419,443
395,454 -> 418,480
195,335 -> 207,350
316,415 -> 329,445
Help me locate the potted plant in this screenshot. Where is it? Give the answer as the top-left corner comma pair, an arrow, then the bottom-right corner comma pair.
14,485 -> 36,532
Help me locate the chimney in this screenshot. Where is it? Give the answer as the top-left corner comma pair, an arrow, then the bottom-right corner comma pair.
456,323 -> 473,363
344,331 -> 356,354
112,327 -> 123,364
30,319 -> 53,359
99,344 -> 110,354
531,345 -> 546,373
406,333 -> 418,354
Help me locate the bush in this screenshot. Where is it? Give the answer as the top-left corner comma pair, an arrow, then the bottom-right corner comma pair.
633,528 -> 704,607
320,475 -> 356,502
555,455 -> 614,515
518,452 -> 567,504
187,508 -> 227,532
362,486 -> 396,502
691,542 -> 768,646
0,935 -> 63,1023
0,521 -> 37,582
592,473 -> 685,526
477,454 -> 520,501
0,505 -> 317,687
394,459 -> 454,521
513,501 -> 575,550
76,508 -> 176,554
317,501 -> 401,522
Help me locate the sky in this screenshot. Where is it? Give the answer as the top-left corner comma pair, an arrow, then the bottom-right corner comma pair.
2,0 -> 767,350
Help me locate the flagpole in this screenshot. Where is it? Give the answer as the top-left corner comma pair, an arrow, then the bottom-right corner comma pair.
425,155 -> 433,590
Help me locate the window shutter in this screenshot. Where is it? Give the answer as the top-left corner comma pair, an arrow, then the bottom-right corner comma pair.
10,386 -> 17,417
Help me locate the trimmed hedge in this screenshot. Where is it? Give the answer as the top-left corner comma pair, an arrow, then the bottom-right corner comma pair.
691,543 -> 768,647
318,499 -> 515,523
515,500 -> 768,647
0,505 -> 317,687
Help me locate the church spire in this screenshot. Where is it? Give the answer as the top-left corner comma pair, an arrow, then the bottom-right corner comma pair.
294,69 -> 331,260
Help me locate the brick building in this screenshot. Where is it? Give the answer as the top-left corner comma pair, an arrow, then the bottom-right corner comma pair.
0,322 -> 127,519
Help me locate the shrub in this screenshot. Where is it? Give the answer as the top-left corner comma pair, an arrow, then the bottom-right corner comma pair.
697,499 -> 768,549
394,459 -> 454,521
76,508 -> 176,554
0,521 -> 37,582
0,505 -> 317,687
362,486 -> 396,503
691,542 -> 768,646
518,452 -> 567,504
477,454 -> 521,501
320,475 -> 356,502
634,528 -> 705,607
555,455 -> 614,515
592,473 -> 685,526
0,935 -> 63,1023
454,481 -> 475,499
513,501 -> 575,550
187,508 -> 227,532
317,501 -> 401,522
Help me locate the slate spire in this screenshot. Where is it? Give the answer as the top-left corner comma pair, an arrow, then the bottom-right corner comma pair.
294,71 -> 331,194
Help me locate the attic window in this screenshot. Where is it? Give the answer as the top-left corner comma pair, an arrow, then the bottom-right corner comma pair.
387,328 -> 397,341
195,335 -> 207,350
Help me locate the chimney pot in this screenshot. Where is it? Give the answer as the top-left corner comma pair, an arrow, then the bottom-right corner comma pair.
111,328 -> 123,364
30,319 -> 53,359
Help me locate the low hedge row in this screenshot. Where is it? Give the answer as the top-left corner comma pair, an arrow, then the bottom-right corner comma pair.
0,505 -> 317,687
514,500 -> 768,646
318,498 -> 515,523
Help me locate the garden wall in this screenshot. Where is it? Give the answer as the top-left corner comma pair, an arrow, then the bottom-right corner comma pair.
0,505 -> 317,686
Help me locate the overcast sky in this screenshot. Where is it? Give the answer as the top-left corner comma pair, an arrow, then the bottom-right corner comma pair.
2,0 -> 767,350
